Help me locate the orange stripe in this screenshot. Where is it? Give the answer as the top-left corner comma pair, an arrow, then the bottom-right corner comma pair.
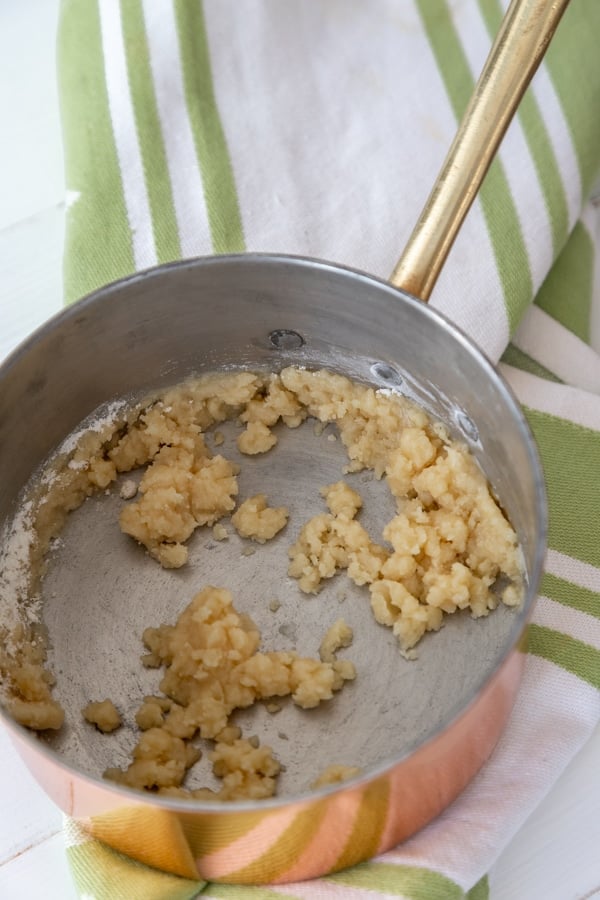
196,804 -> 304,881
225,781 -> 390,883
273,791 -> 364,883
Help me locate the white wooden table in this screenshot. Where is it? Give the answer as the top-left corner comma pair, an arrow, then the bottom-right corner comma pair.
1,2 -> 599,898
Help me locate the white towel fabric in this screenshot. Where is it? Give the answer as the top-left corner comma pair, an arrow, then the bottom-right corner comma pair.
56,2 -> 600,897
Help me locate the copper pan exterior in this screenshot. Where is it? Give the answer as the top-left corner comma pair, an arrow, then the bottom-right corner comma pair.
9,641 -> 525,883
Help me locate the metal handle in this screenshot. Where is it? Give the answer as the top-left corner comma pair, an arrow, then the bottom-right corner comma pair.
389,0 -> 570,301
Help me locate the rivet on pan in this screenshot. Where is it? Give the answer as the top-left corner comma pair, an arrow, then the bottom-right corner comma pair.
269,329 -> 305,350
456,411 -> 480,443
370,362 -> 403,388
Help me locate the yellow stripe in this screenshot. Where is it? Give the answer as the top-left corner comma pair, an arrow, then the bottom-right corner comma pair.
181,809 -> 274,858
331,779 -> 390,873
89,807 -> 198,879
216,800 -> 329,883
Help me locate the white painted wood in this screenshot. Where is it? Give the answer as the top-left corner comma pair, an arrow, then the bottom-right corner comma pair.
0,832 -> 77,900
0,728 -> 62,866
0,1 -> 599,898
491,722 -> 600,900
0,206 -> 64,363
0,0 -> 65,230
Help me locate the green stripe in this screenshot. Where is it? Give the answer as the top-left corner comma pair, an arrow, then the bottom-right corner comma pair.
541,573 -> 600,620
466,875 -> 490,900
534,221 -> 594,344
501,345 -> 562,383
544,0 -> 600,200
327,862 -> 463,899
416,1 -> 531,334
524,407 -> 600,567
202,887 -> 291,900
120,0 -> 182,263
516,90 -> 569,255
478,0 -> 569,256
528,625 -> 600,689
66,843 -> 203,900
173,0 -> 245,254
58,0 -> 135,303
199,859 -> 470,898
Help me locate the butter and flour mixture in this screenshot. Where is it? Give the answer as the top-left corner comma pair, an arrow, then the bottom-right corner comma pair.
0,367 -> 523,799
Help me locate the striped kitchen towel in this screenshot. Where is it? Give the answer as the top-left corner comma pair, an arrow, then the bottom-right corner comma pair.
58,0 -> 600,897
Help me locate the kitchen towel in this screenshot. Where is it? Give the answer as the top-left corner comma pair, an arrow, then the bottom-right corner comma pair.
57,0 -> 600,897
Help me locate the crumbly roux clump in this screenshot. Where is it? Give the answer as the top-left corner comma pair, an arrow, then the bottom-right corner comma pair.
283,371 -> 522,655
82,699 -> 122,733
231,494 -> 289,543
311,764 -> 362,789
0,623 -> 64,731
105,586 -> 355,799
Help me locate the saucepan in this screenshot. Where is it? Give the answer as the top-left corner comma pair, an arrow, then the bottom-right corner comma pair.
0,0 -> 564,884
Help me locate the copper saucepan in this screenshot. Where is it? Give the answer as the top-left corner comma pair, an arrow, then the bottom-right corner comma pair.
0,0 -> 565,884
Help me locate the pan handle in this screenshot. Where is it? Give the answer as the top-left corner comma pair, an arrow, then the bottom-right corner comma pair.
389,0 -> 570,302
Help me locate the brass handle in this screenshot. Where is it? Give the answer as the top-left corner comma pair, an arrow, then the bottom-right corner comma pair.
389,0 -> 570,301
